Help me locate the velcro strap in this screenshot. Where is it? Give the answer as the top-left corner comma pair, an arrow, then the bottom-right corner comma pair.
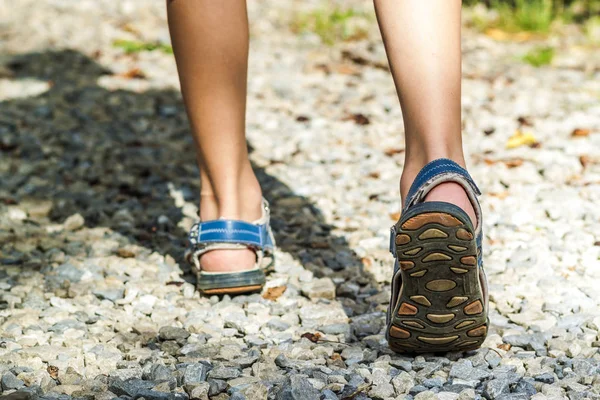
189,220 -> 273,250
389,226 -> 397,256
404,158 -> 480,210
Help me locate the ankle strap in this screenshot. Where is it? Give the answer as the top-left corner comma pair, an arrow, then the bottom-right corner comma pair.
404,158 -> 480,211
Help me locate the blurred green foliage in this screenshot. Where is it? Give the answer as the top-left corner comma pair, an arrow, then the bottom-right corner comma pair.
113,39 -> 173,54
522,46 -> 555,66
465,0 -> 600,32
290,7 -> 372,45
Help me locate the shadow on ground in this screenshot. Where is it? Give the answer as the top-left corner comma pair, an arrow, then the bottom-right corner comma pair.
0,49 -> 383,335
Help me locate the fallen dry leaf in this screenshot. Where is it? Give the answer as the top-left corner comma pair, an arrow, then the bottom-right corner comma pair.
343,113 -> 370,126
262,285 -> 287,301
580,155 -> 591,168
47,365 -> 59,379
384,148 -> 404,157
572,128 -> 591,137
489,191 -> 510,199
341,50 -> 389,71
497,343 -> 512,351
116,248 -> 136,258
483,158 -> 523,168
517,116 -> 534,127
117,68 -> 146,79
301,332 -> 322,343
503,159 -> 524,168
506,130 -> 538,149
334,63 -> 361,76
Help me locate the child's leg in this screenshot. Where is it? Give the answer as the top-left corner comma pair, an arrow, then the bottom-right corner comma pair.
167,0 -> 262,271
374,0 -> 476,225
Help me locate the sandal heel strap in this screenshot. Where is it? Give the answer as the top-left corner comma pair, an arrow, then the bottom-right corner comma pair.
404,158 -> 480,211
189,219 -> 273,250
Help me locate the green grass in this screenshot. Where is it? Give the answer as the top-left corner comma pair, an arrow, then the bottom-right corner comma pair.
113,39 -> 173,54
290,7 -> 372,45
466,0 -> 600,34
493,0 -> 557,33
522,46 -> 555,66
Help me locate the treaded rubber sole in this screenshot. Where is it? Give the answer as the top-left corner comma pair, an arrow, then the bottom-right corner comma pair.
197,268 -> 266,295
387,209 -> 488,353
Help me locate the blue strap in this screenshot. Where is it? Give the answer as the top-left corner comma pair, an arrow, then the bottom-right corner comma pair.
189,219 -> 274,251
404,158 -> 480,210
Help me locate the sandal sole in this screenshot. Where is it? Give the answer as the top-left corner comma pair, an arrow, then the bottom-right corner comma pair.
197,268 -> 266,296
201,284 -> 264,295
388,210 -> 488,353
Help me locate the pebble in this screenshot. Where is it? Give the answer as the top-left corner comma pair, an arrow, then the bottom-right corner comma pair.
63,214 -> 85,231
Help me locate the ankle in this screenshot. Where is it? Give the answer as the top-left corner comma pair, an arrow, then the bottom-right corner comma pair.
400,144 -> 466,201
199,167 -> 263,222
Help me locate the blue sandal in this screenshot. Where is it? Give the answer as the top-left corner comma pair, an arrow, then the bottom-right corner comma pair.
387,159 -> 489,353
186,199 -> 275,295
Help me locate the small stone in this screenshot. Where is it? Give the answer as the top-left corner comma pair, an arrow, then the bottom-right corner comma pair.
207,366 -> 240,380
298,303 -> 348,329
2,372 -> 25,390
534,372 -> 554,384
207,379 -> 227,396
183,364 -> 209,385
390,358 -> 413,372
321,389 -> 338,400
185,382 -> 210,400
56,263 -> 84,283
572,358 -> 599,376
108,378 -> 154,397
423,378 -> 444,388
566,342 -> 582,357
483,379 -> 510,399
301,278 -> 336,300
368,382 -> 395,399
392,371 -> 415,395
267,318 -> 290,331
159,326 -> 190,341
350,312 -> 384,338
278,375 -> 319,400
147,364 -> 175,384
93,288 -> 125,302
238,382 -> 269,400
160,340 -> 181,355
457,388 -> 476,400
513,379 -> 536,397
340,347 -> 364,364
437,392 -> 460,400
409,386 -> 429,396
485,350 -> 502,368
63,213 -> 85,231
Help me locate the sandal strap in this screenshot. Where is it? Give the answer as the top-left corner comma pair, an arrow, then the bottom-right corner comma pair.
189,219 -> 274,251
404,158 -> 480,211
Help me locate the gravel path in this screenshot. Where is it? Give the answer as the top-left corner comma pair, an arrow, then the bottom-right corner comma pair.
1,1 -> 600,399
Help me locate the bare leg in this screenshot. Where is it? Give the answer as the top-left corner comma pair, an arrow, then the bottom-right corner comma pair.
167,0 -> 262,271
374,0 -> 476,225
